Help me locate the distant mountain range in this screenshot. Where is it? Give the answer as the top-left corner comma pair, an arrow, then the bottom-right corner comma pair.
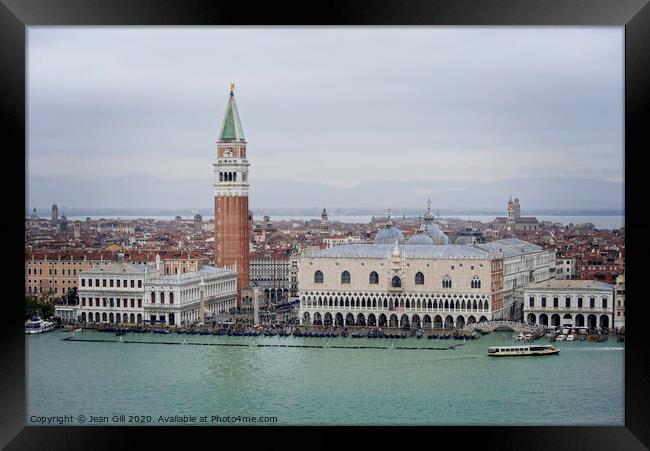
26,175 -> 624,214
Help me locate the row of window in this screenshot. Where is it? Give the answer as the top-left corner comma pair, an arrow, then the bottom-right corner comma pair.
302,297 -> 490,311
150,292 -> 174,304
81,297 -> 142,308
314,271 -> 481,289
218,171 -> 247,182
27,268 -> 80,276
26,286 -> 71,294
81,278 -> 142,288
27,279 -> 75,285
528,296 -> 608,309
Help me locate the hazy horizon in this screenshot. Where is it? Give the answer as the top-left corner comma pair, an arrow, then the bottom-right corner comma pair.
27,27 -> 624,211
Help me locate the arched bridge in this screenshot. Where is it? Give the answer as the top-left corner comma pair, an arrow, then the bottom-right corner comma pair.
463,320 -> 545,335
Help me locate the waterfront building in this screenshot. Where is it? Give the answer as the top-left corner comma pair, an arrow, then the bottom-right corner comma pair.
77,254 -> 237,326
474,239 -> 556,320
213,84 -> 250,306
614,273 -> 625,329
144,265 -> 237,326
523,279 -> 614,330
25,250 -> 115,299
492,197 -> 539,232
298,234 -> 501,328
77,254 -> 150,325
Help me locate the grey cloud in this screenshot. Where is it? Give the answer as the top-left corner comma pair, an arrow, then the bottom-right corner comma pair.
27,27 -> 623,206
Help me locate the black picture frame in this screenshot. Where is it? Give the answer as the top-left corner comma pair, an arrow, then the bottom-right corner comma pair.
2,0 -> 648,448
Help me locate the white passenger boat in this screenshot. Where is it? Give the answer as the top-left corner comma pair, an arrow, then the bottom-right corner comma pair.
25,316 -> 55,334
556,334 -> 567,341
566,334 -> 575,341
488,345 -> 560,357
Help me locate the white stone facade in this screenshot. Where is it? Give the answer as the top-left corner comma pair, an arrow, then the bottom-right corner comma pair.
77,260 -> 237,327
77,261 -> 149,325
523,279 -> 614,330
475,239 -> 556,320
614,274 -> 625,329
298,244 -> 495,329
144,266 -> 237,326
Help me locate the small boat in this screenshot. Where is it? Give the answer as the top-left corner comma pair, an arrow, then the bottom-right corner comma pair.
488,345 -> 560,357
25,317 -> 55,334
566,334 -> 575,341
556,334 -> 566,341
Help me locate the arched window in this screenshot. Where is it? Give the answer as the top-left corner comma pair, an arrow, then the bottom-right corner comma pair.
341,271 -> 351,284
391,276 -> 401,288
314,270 -> 324,284
369,271 -> 379,284
415,272 -> 425,285
233,172 -> 237,181
219,172 -> 223,181
471,276 -> 481,289
442,276 -> 452,289
150,292 -> 156,303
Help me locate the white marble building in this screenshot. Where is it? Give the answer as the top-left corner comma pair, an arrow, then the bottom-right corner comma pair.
474,239 -> 556,320
298,240 -> 497,329
523,279 -> 614,330
77,256 -> 237,327
144,265 -> 237,326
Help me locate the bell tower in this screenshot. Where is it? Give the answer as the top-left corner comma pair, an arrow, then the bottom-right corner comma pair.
214,84 -> 250,307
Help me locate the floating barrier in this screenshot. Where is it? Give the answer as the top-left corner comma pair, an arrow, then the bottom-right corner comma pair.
61,336 -> 462,350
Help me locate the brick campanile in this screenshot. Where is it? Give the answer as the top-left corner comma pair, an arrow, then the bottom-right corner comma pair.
214,84 -> 250,307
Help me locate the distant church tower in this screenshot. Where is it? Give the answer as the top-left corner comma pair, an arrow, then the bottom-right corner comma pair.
506,196 -> 521,223
506,196 -> 515,222
214,84 -> 250,307
320,208 -> 329,234
51,204 -> 58,226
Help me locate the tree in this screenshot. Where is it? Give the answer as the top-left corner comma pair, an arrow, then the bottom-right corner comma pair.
24,295 -> 56,319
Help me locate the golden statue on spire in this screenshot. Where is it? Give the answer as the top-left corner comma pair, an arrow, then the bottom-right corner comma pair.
230,82 -> 235,93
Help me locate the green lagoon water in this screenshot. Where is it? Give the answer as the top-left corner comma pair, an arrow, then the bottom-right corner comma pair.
26,330 -> 624,426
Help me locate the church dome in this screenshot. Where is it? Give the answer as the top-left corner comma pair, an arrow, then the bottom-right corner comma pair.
374,223 -> 405,244
421,222 -> 449,244
407,232 -> 434,245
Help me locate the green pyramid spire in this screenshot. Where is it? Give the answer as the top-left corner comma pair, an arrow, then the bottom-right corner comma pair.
218,84 -> 246,142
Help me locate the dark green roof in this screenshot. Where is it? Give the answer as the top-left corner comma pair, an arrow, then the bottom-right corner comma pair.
218,90 -> 245,142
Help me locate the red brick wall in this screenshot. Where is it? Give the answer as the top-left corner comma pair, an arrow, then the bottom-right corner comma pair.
215,195 -> 250,307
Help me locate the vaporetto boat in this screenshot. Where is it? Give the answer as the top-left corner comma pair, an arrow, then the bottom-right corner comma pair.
487,344 -> 560,357
25,316 -> 55,334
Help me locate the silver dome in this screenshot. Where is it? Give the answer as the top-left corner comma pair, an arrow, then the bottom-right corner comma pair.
374,224 -> 405,244
407,232 -> 434,245
421,222 -> 450,244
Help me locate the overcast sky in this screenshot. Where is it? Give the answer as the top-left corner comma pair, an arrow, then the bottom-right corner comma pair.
27,27 -> 623,209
